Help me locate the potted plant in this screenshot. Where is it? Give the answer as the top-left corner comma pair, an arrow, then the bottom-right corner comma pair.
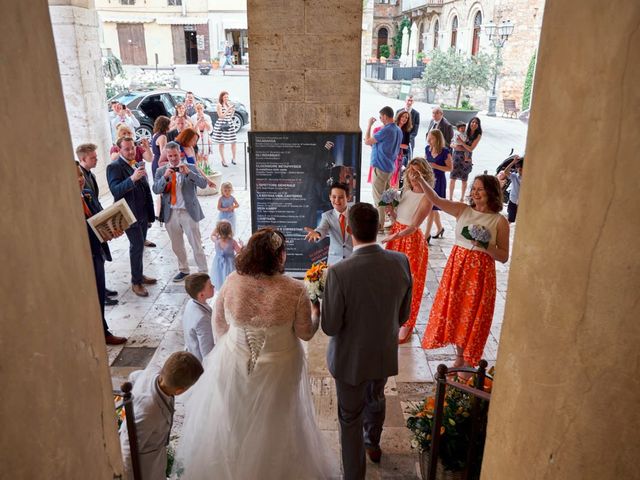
211,58 -> 220,70
196,158 -> 222,196
416,51 -> 426,65
406,374 -> 493,480
422,48 -> 494,124
197,59 -> 211,75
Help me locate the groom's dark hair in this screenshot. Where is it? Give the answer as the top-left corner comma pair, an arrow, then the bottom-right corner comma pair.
348,202 -> 378,243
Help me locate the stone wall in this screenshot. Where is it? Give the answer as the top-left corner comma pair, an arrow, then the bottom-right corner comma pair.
481,0 -> 640,477
50,4 -> 112,194
1,1 -> 123,478
248,0 -> 363,132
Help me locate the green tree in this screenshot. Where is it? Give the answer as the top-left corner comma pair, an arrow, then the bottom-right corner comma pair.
392,18 -> 411,59
422,48 -> 494,108
379,44 -> 390,59
522,51 -> 537,110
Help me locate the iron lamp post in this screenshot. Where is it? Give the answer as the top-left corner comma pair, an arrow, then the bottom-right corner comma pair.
482,20 -> 515,117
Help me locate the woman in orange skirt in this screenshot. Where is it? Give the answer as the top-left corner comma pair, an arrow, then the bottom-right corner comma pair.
382,158 -> 435,344
409,172 -> 510,368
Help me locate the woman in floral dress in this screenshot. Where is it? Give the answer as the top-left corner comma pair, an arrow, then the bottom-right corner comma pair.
382,158 -> 434,344
410,171 -> 510,368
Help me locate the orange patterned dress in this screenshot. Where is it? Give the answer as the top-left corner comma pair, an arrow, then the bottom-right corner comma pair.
421,207 -> 501,366
386,189 -> 428,332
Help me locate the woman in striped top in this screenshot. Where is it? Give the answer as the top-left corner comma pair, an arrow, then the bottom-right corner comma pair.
212,91 -> 237,167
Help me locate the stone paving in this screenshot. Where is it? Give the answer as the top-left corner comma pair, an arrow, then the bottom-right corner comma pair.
105,66 -> 523,478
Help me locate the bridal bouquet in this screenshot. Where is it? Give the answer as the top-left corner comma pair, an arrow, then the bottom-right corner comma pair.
461,224 -> 491,249
378,188 -> 401,207
304,262 -> 328,304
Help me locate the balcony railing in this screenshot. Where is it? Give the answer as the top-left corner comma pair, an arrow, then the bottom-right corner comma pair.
365,60 -> 424,81
401,0 -> 444,12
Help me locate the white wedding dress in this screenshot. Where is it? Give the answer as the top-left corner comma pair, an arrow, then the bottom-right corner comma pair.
173,272 -> 337,480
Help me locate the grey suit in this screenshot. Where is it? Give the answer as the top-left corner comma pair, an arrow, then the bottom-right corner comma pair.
322,244 -> 412,480
153,165 -> 209,274
315,208 -> 353,265
152,164 -> 207,223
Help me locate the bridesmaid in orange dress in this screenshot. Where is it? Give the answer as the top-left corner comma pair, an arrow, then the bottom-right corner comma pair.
382,158 -> 435,344
410,171 -> 510,368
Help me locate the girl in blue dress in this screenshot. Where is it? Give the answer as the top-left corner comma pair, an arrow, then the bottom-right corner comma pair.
217,181 -> 240,232
210,220 -> 242,291
425,129 -> 452,242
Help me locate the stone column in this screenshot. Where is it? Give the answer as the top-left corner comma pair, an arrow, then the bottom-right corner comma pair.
1,1 -> 122,478
247,0 -> 362,132
481,1 -> 640,478
49,0 -> 112,194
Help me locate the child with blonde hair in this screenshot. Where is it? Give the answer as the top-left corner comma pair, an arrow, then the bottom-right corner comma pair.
217,181 -> 239,232
210,220 -> 242,290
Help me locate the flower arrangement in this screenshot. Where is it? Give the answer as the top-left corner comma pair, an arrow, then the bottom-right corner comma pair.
304,262 -> 328,303
114,395 -> 126,428
378,188 -> 401,207
406,373 -> 493,476
461,224 -> 491,249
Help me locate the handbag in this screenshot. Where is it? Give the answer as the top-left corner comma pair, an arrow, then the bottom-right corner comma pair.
219,120 -> 231,132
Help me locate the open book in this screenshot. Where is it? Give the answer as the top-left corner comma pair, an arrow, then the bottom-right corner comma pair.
87,199 -> 136,243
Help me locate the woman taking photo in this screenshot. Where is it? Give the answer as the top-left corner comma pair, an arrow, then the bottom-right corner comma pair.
410,171 -> 510,371
175,228 -> 335,479
425,129 -> 452,242
151,116 -> 170,178
170,102 -> 193,131
110,124 -> 152,163
382,158 -> 435,344
175,127 -> 216,188
449,116 -> 483,202
190,102 -> 213,161
212,91 -> 237,167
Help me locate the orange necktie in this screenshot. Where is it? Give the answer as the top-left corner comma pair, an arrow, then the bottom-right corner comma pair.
82,197 -> 92,218
164,171 -> 177,205
339,213 -> 346,240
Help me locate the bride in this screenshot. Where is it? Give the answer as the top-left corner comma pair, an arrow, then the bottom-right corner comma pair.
173,228 -> 337,479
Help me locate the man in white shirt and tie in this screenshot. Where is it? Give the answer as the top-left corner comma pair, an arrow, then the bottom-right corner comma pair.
304,182 -> 353,265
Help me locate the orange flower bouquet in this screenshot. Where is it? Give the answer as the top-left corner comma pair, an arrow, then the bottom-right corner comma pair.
303,262 -> 328,303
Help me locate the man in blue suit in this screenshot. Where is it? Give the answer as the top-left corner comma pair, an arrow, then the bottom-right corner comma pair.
107,136 -> 157,297
76,165 -> 127,345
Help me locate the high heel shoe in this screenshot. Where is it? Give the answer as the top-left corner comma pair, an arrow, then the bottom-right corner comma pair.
433,228 -> 445,239
231,159 -> 237,165
398,326 -> 413,344
426,235 -> 431,245
222,161 -> 229,168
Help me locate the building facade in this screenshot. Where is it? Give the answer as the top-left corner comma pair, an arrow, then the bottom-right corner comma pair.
95,0 -> 248,66
370,0 -> 545,111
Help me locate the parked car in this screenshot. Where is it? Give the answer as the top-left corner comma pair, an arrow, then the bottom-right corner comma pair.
109,89 -> 249,139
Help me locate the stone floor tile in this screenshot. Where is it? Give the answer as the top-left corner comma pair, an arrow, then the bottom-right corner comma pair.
396,348 -> 431,383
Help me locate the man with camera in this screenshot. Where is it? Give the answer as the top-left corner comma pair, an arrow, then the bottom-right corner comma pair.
107,136 -> 157,297
153,142 -> 209,283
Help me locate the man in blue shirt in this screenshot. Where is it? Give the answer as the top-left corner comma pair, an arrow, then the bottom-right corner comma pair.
365,106 -> 402,231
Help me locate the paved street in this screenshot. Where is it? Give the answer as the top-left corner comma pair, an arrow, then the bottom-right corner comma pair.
107,66 -> 526,478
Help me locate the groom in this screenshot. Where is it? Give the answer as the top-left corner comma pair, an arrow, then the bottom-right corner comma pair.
321,202 -> 412,479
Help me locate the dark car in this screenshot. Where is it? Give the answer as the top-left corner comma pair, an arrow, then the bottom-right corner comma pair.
109,89 -> 249,139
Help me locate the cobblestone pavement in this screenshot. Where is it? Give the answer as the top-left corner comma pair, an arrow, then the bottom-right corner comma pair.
106,66 -> 522,477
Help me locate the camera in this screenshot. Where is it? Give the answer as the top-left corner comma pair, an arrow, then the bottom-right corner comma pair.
171,166 -> 180,172
135,161 -> 146,169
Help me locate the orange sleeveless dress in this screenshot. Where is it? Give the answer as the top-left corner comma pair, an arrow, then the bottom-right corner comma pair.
386,189 -> 428,332
421,207 -> 501,366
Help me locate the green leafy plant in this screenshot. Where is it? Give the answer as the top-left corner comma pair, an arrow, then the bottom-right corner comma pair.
422,48 -> 494,108
416,51 -> 426,63
392,17 -> 411,59
407,373 -> 493,475
522,51 -> 537,110
379,44 -> 391,60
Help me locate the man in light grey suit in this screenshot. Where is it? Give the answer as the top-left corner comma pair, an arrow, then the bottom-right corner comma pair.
304,182 -> 353,265
321,202 -> 412,480
152,142 -> 209,282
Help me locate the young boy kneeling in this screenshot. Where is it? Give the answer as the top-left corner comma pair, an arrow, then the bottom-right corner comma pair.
120,351 -> 204,480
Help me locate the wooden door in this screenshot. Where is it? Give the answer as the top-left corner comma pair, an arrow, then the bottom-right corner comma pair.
117,23 -> 147,65
171,25 -> 186,64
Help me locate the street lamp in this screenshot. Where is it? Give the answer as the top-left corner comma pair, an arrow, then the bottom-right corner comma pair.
482,19 -> 515,116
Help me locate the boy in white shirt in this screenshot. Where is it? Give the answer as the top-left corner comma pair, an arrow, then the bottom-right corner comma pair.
182,273 -> 215,362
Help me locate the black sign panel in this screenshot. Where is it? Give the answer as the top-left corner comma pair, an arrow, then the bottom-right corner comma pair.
249,132 -> 362,276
